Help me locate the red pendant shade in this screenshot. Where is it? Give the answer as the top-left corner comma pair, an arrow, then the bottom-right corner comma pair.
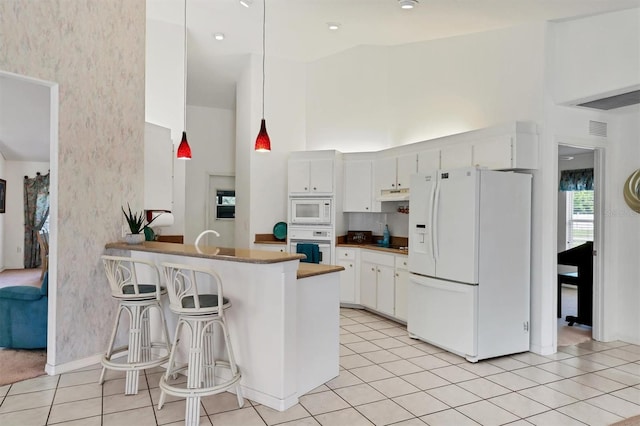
177,131 -> 192,159
254,119 -> 271,152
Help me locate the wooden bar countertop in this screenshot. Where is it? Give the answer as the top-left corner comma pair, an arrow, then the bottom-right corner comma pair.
105,241 -> 343,279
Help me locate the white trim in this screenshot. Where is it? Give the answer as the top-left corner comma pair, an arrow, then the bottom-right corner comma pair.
45,353 -> 103,376
592,147 -> 606,341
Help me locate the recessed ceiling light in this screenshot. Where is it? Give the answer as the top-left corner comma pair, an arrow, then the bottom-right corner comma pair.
327,23 -> 341,31
214,33 -> 225,41
398,0 -> 418,9
239,0 -> 252,7
560,156 -> 575,161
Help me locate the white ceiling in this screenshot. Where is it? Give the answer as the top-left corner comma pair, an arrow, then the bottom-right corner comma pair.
147,0 -> 640,110
2,0 -> 638,163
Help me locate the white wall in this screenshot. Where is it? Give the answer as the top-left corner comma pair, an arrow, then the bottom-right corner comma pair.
3,161 -> 50,269
552,8 -> 640,104
608,106 -> 640,344
236,54 -> 307,248
146,4 -> 187,238
184,105 -> 235,244
306,23 -> 546,152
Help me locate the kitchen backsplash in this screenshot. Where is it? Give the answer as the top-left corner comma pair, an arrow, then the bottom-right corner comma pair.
346,212 -> 409,238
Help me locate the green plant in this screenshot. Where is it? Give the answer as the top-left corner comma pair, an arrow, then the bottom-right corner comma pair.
122,203 -> 156,234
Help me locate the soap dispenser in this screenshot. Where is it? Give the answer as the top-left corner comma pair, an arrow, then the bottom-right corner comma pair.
383,225 -> 390,248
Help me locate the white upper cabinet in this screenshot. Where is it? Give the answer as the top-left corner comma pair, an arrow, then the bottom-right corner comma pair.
396,154 -> 417,190
374,154 -> 417,193
417,149 -> 441,174
344,159 -> 373,212
440,144 -> 473,170
144,122 -> 173,211
472,133 -> 538,170
289,158 -> 334,195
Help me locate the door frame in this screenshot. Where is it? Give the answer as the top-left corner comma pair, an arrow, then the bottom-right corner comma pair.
555,139 -> 606,345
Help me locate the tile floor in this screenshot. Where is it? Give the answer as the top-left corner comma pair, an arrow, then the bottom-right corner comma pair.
2,307 -> 640,425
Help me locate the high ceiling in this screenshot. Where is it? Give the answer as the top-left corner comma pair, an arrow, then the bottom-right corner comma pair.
148,0 -> 640,110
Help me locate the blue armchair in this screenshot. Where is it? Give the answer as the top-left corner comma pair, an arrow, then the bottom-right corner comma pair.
0,272 -> 48,349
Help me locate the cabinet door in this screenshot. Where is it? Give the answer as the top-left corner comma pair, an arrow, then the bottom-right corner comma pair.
473,136 -> 512,170
309,159 -> 334,193
396,154 -> 417,190
289,160 -> 310,193
338,259 -> 356,303
395,268 -> 409,322
360,261 -> 377,309
440,145 -> 473,170
418,149 -> 440,174
344,160 -> 372,212
376,264 -> 395,316
374,156 -> 397,193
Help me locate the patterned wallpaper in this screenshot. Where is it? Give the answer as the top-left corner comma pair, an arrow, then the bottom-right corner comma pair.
0,0 -> 146,365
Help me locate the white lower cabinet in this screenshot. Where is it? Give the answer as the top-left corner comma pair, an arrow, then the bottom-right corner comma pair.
360,250 -> 395,317
254,243 -> 287,253
337,248 -> 359,304
394,255 -> 409,322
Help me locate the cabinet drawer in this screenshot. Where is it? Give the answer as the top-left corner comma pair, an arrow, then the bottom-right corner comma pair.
395,255 -> 408,270
361,250 -> 394,267
337,248 -> 357,260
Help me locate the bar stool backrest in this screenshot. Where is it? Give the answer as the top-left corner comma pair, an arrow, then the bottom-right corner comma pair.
161,262 -> 227,317
102,255 -> 163,301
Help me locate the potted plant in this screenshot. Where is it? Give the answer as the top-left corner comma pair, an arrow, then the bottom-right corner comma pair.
122,204 -> 156,244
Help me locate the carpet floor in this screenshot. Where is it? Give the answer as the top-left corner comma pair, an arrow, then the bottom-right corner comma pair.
0,348 -> 47,386
0,268 -> 42,290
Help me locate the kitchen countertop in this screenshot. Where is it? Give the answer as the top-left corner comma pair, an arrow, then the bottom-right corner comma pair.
336,242 -> 409,255
105,241 -> 344,279
106,241 -> 304,264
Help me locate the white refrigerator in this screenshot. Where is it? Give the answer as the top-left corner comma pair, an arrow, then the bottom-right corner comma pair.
407,167 -> 532,362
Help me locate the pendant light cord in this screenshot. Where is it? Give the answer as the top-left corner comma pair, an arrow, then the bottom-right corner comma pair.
261,0 -> 266,119
184,0 -> 188,127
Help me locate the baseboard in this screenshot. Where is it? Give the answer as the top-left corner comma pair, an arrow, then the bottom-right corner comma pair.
529,342 -> 556,356
45,353 -> 103,375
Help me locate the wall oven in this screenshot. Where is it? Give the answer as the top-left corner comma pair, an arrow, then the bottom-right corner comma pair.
290,198 -> 332,225
289,227 -> 333,265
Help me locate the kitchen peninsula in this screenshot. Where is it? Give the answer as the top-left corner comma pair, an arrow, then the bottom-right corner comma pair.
105,241 -> 343,411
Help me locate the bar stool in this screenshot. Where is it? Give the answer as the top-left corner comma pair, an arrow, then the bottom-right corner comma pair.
99,255 -> 171,395
158,262 -> 243,426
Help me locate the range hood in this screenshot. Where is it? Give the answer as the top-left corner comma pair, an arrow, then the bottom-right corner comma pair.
376,188 -> 410,202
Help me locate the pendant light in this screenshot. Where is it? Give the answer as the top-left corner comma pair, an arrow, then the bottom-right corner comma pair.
254,0 -> 271,152
177,0 -> 192,159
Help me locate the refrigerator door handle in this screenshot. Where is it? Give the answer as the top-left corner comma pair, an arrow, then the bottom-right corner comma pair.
433,178 -> 440,261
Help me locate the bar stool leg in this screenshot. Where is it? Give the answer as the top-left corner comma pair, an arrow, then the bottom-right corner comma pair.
159,320 -> 184,410
219,318 -> 244,407
185,319 -> 204,426
99,305 -> 125,385
125,304 -> 142,395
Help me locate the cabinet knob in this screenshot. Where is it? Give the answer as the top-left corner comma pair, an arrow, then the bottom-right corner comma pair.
349,264 -> 352,268
391,183 -> 395,188
344,253 -> 348,256
304,187 -> 308,190
377,268 -> 381,272
371,267 -> 375,271
396,273 -> 399,277
365,207 -> 369,210
313,187 -> 317,190
403,261 -> 407,266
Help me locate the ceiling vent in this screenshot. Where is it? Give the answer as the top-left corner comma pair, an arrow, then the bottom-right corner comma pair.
577,90 -> 640,110
589,120 -> 607,138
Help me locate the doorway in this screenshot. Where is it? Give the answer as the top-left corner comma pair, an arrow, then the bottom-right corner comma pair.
556,144 -> 601,346
206,174 -> 235,248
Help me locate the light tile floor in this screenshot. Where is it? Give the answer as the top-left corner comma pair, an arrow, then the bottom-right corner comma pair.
2,307 -> 640,425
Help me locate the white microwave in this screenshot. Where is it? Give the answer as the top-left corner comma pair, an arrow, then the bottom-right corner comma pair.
290,198 -> 332,225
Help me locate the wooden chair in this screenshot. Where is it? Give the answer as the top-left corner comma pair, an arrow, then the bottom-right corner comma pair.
36,230 -> 49,280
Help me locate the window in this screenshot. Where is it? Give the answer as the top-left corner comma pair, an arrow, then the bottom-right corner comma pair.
215,190 -> 235,219
566,190 -> 593,248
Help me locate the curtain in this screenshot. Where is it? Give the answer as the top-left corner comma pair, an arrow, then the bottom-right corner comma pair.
24,172 -> 50,268
559,168 -> 594,192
